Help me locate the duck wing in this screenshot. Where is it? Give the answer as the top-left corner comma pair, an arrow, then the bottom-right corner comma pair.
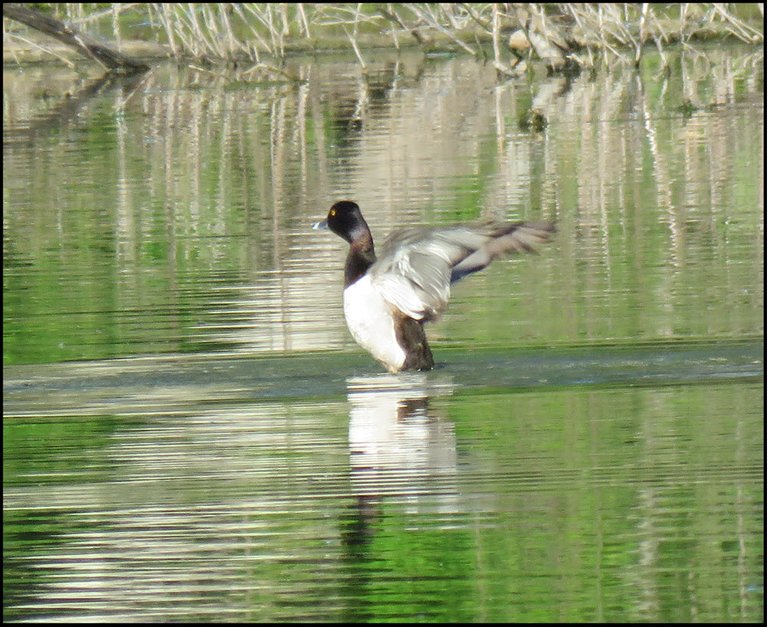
370,220 -> 555,321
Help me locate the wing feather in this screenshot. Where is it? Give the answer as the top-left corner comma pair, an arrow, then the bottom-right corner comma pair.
369,221 -> 555,320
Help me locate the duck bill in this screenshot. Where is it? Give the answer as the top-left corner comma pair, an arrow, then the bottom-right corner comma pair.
312,219 -> 329,231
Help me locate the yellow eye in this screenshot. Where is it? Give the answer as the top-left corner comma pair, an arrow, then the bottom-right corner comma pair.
330,208 -> 336,217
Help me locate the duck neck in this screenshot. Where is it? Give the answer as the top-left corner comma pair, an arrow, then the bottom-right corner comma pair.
344,233 -> 376,287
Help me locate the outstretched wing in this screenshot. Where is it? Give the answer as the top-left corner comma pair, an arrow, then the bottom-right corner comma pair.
370,220 -> 555,321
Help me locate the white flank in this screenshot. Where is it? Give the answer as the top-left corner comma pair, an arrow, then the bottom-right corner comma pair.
343,275 -> 406,373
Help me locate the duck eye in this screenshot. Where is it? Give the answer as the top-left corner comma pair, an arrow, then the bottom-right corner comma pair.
330,208 -> 336,217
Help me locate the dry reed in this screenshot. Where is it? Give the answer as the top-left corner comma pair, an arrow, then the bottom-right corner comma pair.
4,3 -> 764,76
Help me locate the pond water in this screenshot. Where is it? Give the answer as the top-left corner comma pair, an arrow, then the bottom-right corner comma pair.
3,45 -> 764,622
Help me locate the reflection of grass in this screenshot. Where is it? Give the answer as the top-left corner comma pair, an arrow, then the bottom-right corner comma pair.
445,381 -> 764,622
2,45 -> 763,365
3,414 -> 126,487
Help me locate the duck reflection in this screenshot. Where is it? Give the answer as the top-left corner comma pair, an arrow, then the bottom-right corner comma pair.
342,372 -> 458,548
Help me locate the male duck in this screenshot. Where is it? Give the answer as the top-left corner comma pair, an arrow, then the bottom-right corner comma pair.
314,200 -> 555,373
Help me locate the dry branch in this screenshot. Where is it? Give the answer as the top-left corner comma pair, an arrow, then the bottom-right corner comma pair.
3,3 -> 148,72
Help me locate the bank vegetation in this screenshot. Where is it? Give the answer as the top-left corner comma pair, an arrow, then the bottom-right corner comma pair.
3,3 -> 764,76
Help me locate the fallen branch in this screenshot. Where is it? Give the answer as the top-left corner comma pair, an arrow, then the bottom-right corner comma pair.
3,3 -> 149,72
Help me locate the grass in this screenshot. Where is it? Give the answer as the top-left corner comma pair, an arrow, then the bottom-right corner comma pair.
3,3 -> 764,77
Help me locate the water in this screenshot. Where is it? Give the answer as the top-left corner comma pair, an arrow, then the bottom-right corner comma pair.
3,46 -> 764,622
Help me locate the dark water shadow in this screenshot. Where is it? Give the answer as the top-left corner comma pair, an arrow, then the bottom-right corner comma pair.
3,339 -> 762,418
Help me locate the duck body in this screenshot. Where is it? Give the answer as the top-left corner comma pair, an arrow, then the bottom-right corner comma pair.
314,201 -> 555,373
342,273 -> 433,371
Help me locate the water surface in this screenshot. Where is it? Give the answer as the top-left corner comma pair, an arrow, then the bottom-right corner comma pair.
3,46 -> 764,622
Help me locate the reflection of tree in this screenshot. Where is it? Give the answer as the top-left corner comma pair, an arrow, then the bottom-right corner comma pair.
3,72 -> 148,144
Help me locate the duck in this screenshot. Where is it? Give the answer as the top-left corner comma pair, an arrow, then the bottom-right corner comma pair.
314,200 -> 555,373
